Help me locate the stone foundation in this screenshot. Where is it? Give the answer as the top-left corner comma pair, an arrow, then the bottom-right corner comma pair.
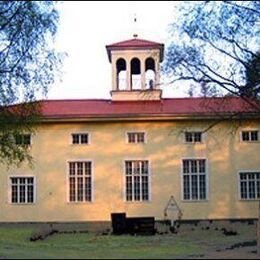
0,221 -> 111,234
0,218 -> 257,234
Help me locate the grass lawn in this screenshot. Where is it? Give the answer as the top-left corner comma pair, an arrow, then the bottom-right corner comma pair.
0,224 -> 257,259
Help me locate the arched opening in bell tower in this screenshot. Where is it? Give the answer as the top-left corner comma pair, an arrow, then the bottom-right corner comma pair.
131,58 -> 141,90
116,58 -> 127,90
145,57 -> 156,90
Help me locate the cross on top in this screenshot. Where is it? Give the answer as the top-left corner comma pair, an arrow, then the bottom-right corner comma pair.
133,13 -> 138,38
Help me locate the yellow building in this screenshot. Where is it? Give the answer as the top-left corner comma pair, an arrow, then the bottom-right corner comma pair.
0,37 -> 260,225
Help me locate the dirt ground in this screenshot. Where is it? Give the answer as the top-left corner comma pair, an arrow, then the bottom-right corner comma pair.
199,247 -> 259,259
156,220 -> 260,259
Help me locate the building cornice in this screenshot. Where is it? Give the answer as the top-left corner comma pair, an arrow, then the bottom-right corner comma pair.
40,112 -> 260,124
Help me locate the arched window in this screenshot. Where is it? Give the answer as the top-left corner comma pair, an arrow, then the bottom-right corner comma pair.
116,58 -> 126,90
145,58 -> 156,90
131,58 -> 141,90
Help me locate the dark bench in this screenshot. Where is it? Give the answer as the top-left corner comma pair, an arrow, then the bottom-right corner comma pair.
111,213 -> 155,235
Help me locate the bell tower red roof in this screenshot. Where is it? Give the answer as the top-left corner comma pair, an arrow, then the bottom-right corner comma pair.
106,38 -> 164,62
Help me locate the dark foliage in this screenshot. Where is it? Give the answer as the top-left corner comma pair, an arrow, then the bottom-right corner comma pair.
0,1 -> 64,165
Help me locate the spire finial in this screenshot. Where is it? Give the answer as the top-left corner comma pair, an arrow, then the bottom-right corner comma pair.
133,13 -> 138,38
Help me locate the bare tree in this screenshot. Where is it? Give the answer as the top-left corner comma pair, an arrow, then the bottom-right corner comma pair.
163,1 -> 260,111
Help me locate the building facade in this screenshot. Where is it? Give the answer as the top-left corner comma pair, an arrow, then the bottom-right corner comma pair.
0,37 -> 259,223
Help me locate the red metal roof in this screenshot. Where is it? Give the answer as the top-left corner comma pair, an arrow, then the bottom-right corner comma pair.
106,38 -> 164,62
106,38 -> 163,48
38,97 -> 259,120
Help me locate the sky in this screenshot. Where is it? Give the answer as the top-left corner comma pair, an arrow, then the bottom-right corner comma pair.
48,1 -> 185,100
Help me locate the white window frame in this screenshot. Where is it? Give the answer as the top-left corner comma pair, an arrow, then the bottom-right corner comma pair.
70,133 -> 91,145
125,131 -> 147,144
8,175 -> 36,204
123,158 -> 151,203
180,158 -> 209,202
66,159 -> 94,203
184,131 -> 203,144
238,170 -> 260,201
240,130 -> 259,142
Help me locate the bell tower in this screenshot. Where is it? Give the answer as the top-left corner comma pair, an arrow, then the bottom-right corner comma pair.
106,36 -> 164,101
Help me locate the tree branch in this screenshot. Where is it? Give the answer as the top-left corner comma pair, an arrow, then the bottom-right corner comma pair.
207,39 -> 249,69
224,1 -> 260,15
196,61 -> 242,89
0,2 -> 23,31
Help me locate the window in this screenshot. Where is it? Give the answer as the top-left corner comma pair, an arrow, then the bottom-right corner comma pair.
10,177 -> 35,203
184,132 -> 202,143
125,160 -> 150,202
116,58 -> 127,90
241,131 -> 259,142
127,132 -> 145,143
239,172 -> 260,200
131,58 -> 141,90
15,134 -> 31,146
68,161 -> 92,202
72,134 -> 89,144
145,58 -> 155,90
182,159 -> 207,201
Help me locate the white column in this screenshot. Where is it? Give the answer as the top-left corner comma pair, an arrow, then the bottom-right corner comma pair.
141,58 -> 146,90
126,59 -> 131,90
155,62 -> 160,89
112,60 -> 117,91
